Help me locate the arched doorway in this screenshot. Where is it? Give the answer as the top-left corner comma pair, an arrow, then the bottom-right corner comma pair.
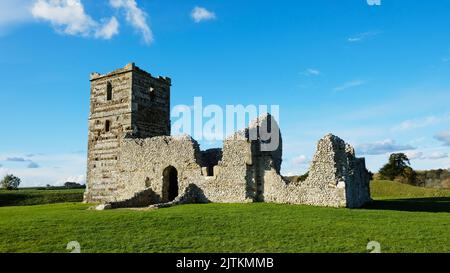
162,166 -> 178,202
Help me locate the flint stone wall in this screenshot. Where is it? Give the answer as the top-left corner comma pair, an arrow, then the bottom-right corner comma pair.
104,131 -> 370,209
263,134 -> 371,208
107,135 -> 254,206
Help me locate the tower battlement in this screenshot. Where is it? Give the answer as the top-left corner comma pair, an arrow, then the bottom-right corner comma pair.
90,62 -> 171,84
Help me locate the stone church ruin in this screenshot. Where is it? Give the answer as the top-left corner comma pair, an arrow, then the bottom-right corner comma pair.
84,63 -> 372,209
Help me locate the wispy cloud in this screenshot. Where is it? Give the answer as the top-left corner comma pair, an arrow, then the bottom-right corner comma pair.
348,31 -> 380,43
301,68 -> 320,76
405,151 -> 424,160
333,80 -> 366,91
292,155 -> 309,165
95,17 -> 119,39
27,161 -> 40,168
435,131 -> 450,146
428,151 -> 449,160
6,157 -> 27,162
356,139 -> 415,155
392,115 -> 449,131
0,0 -> 33,31
406,150 -> 449,160
110,0 -> 153,44
0,152 -> 86,187
191,6 -> 216,23
32,0 -> 119,39
3,0 -> 153,43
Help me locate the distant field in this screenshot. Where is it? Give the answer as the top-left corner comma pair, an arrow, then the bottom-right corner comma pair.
0,180 -> 449,253
0,188 -> 84,207
371,180 -> 450,199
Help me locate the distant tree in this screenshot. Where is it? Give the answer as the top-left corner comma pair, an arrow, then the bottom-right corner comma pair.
379,153 -> 416,184
64,182 -> 84,189
1,174 -> 21,190
367,170 -> 374,181
395,166 -> 417,185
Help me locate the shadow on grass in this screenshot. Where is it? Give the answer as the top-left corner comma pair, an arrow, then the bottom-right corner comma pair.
363,197 -> 450,213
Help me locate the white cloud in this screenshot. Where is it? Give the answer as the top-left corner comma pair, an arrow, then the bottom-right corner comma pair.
0,0 -> 34,30
428,151 -> 448,160
356,139 -> 415,155
110,0 -> 153,44
348,31 -> 380,42
292,155 -> 309,165
58,174 -> 85,184
191,6 -> 216,23
392,115 -> 445,131
31,0 -> 119,39
333,80 -> 366,91
405,151 -> 424,160
435,131 -> 450,146
405,150 -> 449,161
0,152 -> 86,187
95,17 -> 119,39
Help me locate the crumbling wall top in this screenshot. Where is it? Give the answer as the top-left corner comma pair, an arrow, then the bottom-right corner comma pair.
90,62 -> 171,84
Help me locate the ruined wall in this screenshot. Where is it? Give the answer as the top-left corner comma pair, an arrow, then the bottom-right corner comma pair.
113,135 -> 205,204
92,113 -> 371,208
263,134 -> 371,208
108,134 -> 252,206
202,135 -> 254,203
200,148 -> 223,176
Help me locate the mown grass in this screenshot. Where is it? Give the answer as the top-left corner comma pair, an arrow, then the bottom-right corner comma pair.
0,188 -> 84,207
0,180 -> 449,253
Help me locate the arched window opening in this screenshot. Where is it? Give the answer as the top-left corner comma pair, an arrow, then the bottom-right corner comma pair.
162,166 -> 178,202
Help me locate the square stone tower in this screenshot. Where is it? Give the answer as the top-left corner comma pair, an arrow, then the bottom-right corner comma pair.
84,63 -> 171,202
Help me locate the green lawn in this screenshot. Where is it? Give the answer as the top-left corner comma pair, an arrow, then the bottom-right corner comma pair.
0,181 -> 449,253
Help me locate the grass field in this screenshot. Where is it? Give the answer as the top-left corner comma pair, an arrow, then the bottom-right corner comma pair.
0,188 -> 84,207
0,181 -> 449,253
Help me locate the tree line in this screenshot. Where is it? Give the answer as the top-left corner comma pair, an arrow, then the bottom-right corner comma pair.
378,153 -> 450,188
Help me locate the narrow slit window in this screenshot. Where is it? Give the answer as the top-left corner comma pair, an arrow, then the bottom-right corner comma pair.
207,165 -> 214,177
106,82 -> 112,101
105,120 -> 111,132
149,85 -> 156,101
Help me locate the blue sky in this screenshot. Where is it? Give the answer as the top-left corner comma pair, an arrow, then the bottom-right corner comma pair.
1,0 -> 450,186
